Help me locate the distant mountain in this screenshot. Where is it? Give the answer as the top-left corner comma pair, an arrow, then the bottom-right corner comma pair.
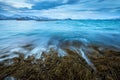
0,14 -> 8,20
0,14 -> 58,21
0,14 -> 120,20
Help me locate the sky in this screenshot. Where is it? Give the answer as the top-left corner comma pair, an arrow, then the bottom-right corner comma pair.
0,0 -> 120,19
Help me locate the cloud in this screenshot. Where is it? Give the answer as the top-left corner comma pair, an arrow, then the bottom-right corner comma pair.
9,2 -> 33,9
0,2 -> 16,12
31,1 -> 62,10
0,0 -> 120,19
30,0 -> 80,10
66,0 -> 79,4
0,0 -> 33,9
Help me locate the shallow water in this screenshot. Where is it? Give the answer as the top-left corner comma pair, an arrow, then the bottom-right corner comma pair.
0,20 -> 120,61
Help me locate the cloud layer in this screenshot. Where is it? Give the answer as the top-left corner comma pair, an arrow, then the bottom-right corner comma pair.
0,0 -> 120,19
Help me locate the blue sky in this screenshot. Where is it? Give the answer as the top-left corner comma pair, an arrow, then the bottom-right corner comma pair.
0,0 -> 120,19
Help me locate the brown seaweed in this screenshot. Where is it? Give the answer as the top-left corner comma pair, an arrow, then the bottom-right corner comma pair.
0,46 -> 120,80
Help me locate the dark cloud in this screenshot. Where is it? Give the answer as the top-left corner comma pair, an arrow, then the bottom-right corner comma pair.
31,1 -> 63,10
74,7 -> 120,12
0,2 -> 16,12
31,0 -> 80,10
97,0 -> 105,2
66,0 -> 80,4
95,7 -> 120,12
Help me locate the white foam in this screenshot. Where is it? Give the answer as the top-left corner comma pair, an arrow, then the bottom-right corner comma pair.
79,48 -> 96,70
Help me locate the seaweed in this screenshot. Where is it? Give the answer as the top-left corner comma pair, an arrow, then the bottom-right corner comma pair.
0,46 -> 120,80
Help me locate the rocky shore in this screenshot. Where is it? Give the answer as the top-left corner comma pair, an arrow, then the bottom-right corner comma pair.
0,44 -> 120,80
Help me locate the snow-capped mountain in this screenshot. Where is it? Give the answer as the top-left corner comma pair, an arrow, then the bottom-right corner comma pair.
0,14 -> 57,21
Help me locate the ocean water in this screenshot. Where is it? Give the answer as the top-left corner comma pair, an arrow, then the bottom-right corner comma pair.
0,20 -> 120,61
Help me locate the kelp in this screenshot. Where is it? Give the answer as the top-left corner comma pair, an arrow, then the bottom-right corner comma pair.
0,46 -> 120,80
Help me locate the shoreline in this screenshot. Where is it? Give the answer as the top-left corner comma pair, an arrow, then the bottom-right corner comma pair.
0,44 -> 120,80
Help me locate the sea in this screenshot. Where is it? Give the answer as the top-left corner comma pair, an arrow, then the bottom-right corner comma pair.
0,20 -> 120,61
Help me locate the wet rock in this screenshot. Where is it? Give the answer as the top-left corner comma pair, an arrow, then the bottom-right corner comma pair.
0,46 -> 120,80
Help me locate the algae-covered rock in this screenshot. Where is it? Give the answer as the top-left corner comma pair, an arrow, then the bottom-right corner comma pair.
0,46 -> 120,80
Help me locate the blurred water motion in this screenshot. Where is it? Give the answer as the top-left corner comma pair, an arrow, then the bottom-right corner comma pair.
0,20 -> 120,62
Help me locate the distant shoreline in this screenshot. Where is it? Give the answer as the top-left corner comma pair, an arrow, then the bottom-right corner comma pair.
0,19 -> 120,21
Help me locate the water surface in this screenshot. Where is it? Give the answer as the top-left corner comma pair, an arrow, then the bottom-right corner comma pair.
0,20 -> 120,61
